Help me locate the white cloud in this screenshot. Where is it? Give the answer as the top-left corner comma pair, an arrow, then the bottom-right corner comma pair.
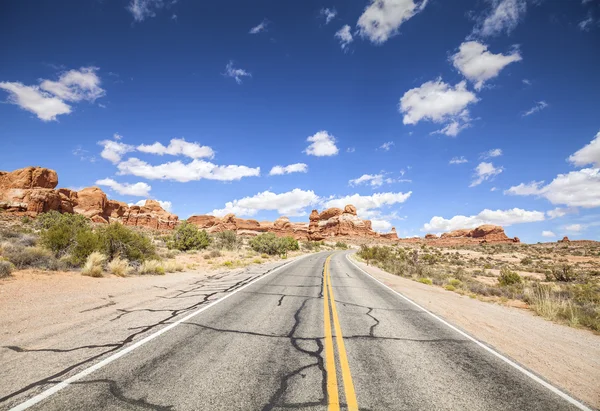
210,189 -> 320,217
431,119 -> 471,137
304,130 -> 339,156
137,138 -> 215,159
490,187 -> 497,192
132,199 -> 172,212
451,41 -> 522,90
542,230 -> 556,238
449,156 -> 468,164
98,140 -> 135,164
39,67 -> 105,102
349,174 -> 395,188
473,0 -> 527,38
249,19 -> 268,34
522,79 -> 531,86
505,168 -> 600,208
335,25 -> 354,51
96,178 -> 152,197
117,158 -> 260,182
522,101 -> 548,117
481,148 -> 503,159
320,8 -> 337,24
269,163 -> 308,175
0,67 -> 105,122
371,219 -> 393,232
323,191 -> 412,215
357,0 -> 428,44
399,78 -> 478,136
0,82 -> 71,121
568,131 -> 600,168
423,208 -> 545,232
379,141 -> 394,151
579,15 -> 594,31
224,61 -> 252,84
127,0 -> 164,22
546,207 -> 577,219
470,162 -> 503,187
347,147 -> 356,153
565,224 -> 583,233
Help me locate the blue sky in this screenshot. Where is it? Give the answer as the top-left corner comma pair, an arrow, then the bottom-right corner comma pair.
1,0 -> 599,242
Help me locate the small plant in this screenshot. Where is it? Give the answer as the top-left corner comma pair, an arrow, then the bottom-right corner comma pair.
0,260 -> 14,278
209,250 -> 222,258
140,260 -> 165,275
548,265 -> 577,282
249,233 -> 298,256
3,245 -> 61,270
167,222 -> 211,251
521,257 -> 533,265
335,241 -> 349,250
261,253 -> 269,259
213,230 -> 241,251
498,267 -> 522,286
417,278 -> 433,285
107,256 -> 132,277
448,278 -> 461,287
252,258 -> 262,264
222,260 -> 234,267
163,260 -> 184,273
97,223 -> 157,262
81,252 -> 106,277
444,284 -> 456,291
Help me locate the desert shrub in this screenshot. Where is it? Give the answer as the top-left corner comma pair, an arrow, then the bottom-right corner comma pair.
303,241 -> 321,251
81,252 -> 106,277
521,257 -> 533,265
250,233 -> 298,256
418,278 -> 433,285
548,265 -> 577,282
454,267 -> 468,281
3,245 -> 61,270
21,216 -> 32,225
279,237 -> 299,254
96,223 -> 156,262
223,260 -> 234,267
140,260 -> 165,275
168,222 -> 211,251
163,260 -> 184,273
498,267 -> 522,286
252,258 -> 262,264
444,284 -> 456,291
335,241 -> 349,250
213,230 -> 241,251
0,260 -> 14,278
107,256 -> 132,277
38,212 -> 92,257
68,229 -> 102,266
483,262 -> 493,269
448,278 -> 462,287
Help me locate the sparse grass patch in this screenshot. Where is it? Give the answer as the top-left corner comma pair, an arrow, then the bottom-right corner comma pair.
418,278 -> 432,285
163,260 -> 184,273
107,256 -> 132,277
0,260 -> 14,278
140,260 -> 165,275
81,252 -> 106,277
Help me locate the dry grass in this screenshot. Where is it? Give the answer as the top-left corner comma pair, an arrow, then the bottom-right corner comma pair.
107,256 -> 132,277
163,260 -> 184,273
140,260 -> 165,275
81,252 -> 106,277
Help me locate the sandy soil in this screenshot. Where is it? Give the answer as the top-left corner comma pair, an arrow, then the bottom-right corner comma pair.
353,257 -> 600,409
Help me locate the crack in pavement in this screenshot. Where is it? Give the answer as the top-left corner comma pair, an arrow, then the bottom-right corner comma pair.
79,300 -> 116,314
277,295 -> 285,306
366,307 -> 380,337
72,379 -> 174,410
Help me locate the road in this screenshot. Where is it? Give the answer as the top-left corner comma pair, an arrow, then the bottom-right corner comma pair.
6,251 -> 588,410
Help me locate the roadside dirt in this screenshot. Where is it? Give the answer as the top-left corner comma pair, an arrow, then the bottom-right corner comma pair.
353,258 -> 600,409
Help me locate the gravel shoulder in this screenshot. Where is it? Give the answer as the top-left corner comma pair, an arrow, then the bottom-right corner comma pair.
351,256 -> 600,409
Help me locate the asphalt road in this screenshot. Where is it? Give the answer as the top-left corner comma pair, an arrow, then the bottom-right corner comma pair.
9,251 -> 587,410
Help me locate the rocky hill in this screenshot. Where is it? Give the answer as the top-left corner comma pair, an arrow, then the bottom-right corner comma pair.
0,166 -> 178,229
401,225 -> 521,245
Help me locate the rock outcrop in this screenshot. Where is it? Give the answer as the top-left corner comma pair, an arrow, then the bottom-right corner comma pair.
558,236 -> 570,243
0,166 -> 178,230
405,224 -> 520,245
188,204 -> 389,241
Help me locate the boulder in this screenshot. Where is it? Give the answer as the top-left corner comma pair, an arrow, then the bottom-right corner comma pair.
188,215 -> 219,229
319,207 -> 343,220
558,236 -> 570,243
71,187 -> 108,219
381,227 -> 398,240
441,229 -> 472,238
0,166 -> 58,190
344,204 -> 357,215
425,234 -> 438,239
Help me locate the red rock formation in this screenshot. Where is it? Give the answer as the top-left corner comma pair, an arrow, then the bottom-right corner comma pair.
558,236 -> 570,243
425,234 -> 438,239
0,167 -> 178,230
413,224 -> 520,245
381,227 -> 398,240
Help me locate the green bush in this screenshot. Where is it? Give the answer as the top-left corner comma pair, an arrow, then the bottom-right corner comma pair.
418,278 -> 433,285
167,222 -> 211,251
3,245 -> 62,270
69,229 -> 102,266
96,223 -> 156,262
498,267 -> 522,286
249,233 -> 298,256
548,265 -> 577,282
213,230 -> 241,251
335,241 -> 349,250
0,260 -> 14,277
38,211 -> 91,257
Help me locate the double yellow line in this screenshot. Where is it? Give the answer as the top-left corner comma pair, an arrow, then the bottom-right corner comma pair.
323,255 -> 358,411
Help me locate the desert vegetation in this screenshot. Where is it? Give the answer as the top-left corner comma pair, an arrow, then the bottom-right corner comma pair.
357,242 -> 600,332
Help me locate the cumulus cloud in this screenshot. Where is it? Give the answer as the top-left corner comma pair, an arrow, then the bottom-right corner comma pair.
357,0 -> 428,44
132,199 -> 172,212
371,219 -> 393,232
541,230 -> 556,238
423,208 -> 545,232
522,101 -> 548,117
505,168 -> 600,208
546,207 -> 578,219
399,78 -> 478,136
127,0 -> 164,22
269,163 -> 308,175
137,138 -> 215,159
470,162 -> 503,187
565,224 -> 583,233
320,8 -> 337,24
335,25 -> 354,51
349,174 -> 395,188
210,189 -> 320,217
249,19 -> 268,34
304,131 -> 339,156
568,131 -> 600,168
0,67 -> 104,121
95,178 -> 152,197
224,61 -> 252,84
323,191 -> 412,214
117,158 -> 260,182
480,148 -> 502,159
449,156 -> 468,164
98,140 -> 135,164
473,0 -> 527,38
451,41 -> 522,90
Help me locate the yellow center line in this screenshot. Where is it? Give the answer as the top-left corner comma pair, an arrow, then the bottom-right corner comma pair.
326,255 -> 359,411
323,256 -> 340,410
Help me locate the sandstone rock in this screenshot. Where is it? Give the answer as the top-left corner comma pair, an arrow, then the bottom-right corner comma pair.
71,187 -> 108,219
381,227 -> 398,240
440,229 -> 472,238
319,207 -> 343,220
471,225 -> 506,239
344,204 -> 357,215
425,234 -> 438,239
187,215 -> 219,229
0,166 -> 58,190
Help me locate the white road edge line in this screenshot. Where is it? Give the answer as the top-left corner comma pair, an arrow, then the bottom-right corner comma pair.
10,254 -> 313,411
345,253 -> 593,411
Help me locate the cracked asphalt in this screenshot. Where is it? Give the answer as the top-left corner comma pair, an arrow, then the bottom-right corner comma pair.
2,251 -> 583,410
